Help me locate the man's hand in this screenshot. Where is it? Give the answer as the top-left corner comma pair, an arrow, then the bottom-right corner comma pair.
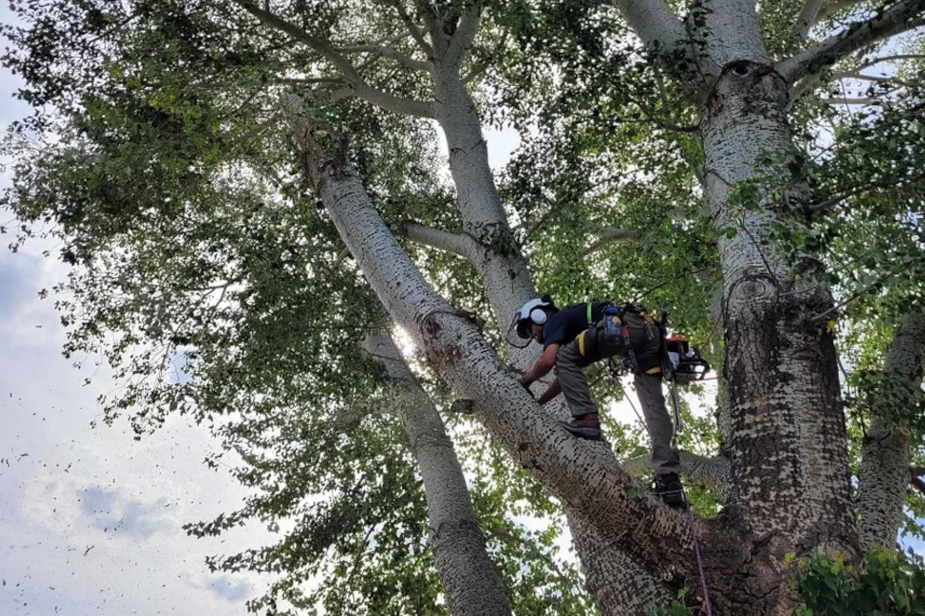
519,378 -> 534,397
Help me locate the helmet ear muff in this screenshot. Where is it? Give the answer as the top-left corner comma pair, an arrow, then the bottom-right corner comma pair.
529,308 -> 548,325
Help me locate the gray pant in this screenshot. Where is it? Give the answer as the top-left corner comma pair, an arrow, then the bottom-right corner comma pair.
556,325 -> 681,475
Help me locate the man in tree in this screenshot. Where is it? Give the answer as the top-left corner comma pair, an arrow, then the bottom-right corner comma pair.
514,297 -> 683,505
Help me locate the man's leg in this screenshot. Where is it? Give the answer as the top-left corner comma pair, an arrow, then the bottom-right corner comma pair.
556,338 -> 603,439
634,372 -> 681,475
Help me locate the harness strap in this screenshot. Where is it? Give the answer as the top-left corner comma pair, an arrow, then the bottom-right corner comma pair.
586,301 -> 593,326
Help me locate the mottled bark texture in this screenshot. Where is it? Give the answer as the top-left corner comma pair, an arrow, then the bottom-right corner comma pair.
856,312 -> 925,550
700,61 -> 857,613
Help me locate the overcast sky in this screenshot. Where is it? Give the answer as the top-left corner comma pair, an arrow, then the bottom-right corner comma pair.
0,7 -> 279,615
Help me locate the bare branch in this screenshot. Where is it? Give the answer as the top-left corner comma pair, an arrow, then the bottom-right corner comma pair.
856,53 -> 925,70
581,227 -> 637,257
795,0 -> 827,37
335,44 -> 432,72
393,221 -> 484,262
911,466 -> 925,478
462,61 -> 489,85
833,71 -> 916,87
233,0 -> 435,118
383,0 -> 433,56
819,96 -> 883,105
776,0 -> 925,83
816,0 -> 866,21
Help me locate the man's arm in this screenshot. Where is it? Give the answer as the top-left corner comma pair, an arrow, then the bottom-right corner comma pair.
536,377 -> 562,405
519,343 -> 560,386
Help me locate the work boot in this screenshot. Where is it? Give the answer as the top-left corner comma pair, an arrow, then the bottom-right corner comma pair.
653,473 -> 685,507
559,413 -> 603,441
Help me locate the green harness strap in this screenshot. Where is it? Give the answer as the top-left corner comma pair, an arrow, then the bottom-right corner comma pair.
586,301 -> 593,325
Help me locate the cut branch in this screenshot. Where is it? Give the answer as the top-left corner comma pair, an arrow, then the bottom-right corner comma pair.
776,0 -> 925,83
233,0 -> 435,118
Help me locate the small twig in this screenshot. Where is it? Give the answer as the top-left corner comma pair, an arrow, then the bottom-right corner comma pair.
811,269 -> 901,322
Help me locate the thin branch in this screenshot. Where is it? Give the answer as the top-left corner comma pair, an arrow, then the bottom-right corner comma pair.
833,71 -> 915,86
581,227 -> 637,257
393,221 -> 483,262
819,96 -> 883,105
794,0 -> 826,37
776,0 -> 925,83
275,76 -> 345,86
856,53 -> 925,70
386,0 -> 433,56
911,466 -> 925,478
816,0 -> 867,21
335,44 -> 432,72
807,183 -> 869,214
233,0 -> 434,118
811,269 -> 901,322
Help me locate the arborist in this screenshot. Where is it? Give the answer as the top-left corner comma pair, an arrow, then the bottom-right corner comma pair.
511,295 -> 684,506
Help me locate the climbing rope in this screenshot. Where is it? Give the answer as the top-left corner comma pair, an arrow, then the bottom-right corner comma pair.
685,503 -> 713,616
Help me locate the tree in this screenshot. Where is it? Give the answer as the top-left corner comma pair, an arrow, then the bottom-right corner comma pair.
3,1 -> 925,615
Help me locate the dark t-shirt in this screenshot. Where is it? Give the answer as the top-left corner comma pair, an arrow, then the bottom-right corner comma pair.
541,302 -> 609,348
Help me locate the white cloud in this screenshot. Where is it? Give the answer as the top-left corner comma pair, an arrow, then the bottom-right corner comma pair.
0,236 -> 278,615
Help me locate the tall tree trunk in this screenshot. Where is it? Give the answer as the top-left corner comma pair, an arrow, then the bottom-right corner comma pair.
856,311 -> 925,550
701,61 -> 858,611
363,329 -> 513,616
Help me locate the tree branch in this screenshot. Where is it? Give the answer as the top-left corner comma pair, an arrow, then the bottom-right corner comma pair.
795,0 -> 827,37
612,0 -> 689,53
817,0 -> 867,21
581,227 -> 637,257
233,0 -> 435,118
834,71 -> 914,86
446,3 -> 481,65
819,96 -> 883,105
393,221 -> 484,262
622,451 -> 732,496
335,43 -> 432,72
912,476 -> 925,496
386,0 -> 433,56
776,0 -> 925,83
856,53 -> 925,70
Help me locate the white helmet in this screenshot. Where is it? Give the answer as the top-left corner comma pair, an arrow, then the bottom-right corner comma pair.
509,296 -> 555,340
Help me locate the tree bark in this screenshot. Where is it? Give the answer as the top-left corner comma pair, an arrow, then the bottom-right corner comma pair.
700,60 -> 858,611
363,329 -> 513,616
856,311 -> 925,551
